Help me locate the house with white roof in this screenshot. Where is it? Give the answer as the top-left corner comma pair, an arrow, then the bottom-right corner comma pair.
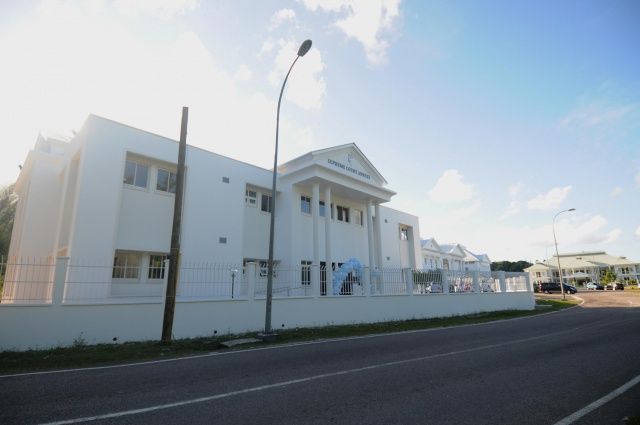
420,238 -> 490,273
525,252 -> 640,286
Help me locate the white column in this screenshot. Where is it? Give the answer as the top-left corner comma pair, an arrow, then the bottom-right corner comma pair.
366,200 -> 375,269
311,183 -> 320,293
374,202 -> 383,268
324,186 -> 332,295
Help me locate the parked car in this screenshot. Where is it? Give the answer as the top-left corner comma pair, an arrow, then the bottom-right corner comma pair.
540,282 -> 577,294
586,282 -> 604,290
614,282 -> 624,290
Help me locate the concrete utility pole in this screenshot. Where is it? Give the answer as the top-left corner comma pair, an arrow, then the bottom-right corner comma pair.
162,106 -> 188,344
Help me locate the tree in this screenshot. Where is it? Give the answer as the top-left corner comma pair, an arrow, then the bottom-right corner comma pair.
490,260 -> 532,272
600,269 -> 617,285
0,184 -> 17,259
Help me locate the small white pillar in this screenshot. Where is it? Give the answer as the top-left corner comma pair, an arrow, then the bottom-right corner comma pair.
472,271 -> 480,293
403,268 -> 414,296
324,185 -> 332,295
247,262 -> 257,300
311,183 -> 321,291
52,256 -> 70,305
498,271 -> 507,293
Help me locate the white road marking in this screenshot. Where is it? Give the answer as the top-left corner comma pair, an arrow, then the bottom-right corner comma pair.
553,373 -> 640,425
0,308 -> 564,379
39,331 -> 568,425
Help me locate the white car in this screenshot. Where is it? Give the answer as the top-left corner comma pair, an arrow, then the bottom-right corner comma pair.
586,282 -> 598,290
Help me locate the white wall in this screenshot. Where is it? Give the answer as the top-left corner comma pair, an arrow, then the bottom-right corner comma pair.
0,292 -> 534,351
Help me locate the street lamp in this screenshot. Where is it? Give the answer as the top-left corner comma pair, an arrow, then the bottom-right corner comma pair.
263,39 -> 312,338
553,208 -> 576,300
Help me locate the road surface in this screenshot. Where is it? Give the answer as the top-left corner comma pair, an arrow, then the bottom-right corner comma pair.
1,291 -> 639,424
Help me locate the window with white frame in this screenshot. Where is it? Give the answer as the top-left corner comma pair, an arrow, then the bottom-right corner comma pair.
337,205 -> 349,222
261,193 -> 272,213
301,196 -> 311,214
319,201 -> 326,217
112,251 -> 141,279
148,254 -> 168,279
123,160 -> 148,188
400,226 -> 408,240
245,189 -> 257,206
301,260 -> 311,285
353,209 -> 363,226
156,169 -> 177,193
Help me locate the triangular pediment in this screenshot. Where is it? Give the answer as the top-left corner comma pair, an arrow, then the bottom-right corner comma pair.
280,143 -> 388,187
421,238 -> 441,253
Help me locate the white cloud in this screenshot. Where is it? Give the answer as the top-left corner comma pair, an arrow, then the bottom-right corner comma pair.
0,0 -> 320,186
269,8 -> 296,31
299,0 -> 401,65
499,182 -> 524,219
527,186 -> 572,211
636,226 -> 640,240
610,186 -> 623,197
233,64 -> 252,82
268,39 -> 326,110
499,200 -> 520,220
259,38 -> 276,58
508,182 -> 524,198
428,169 -> 474,203
559,101 -> 638,130
113,0 -> 199,19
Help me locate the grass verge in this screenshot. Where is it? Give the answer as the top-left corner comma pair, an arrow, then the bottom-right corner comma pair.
0,297 -> 577,374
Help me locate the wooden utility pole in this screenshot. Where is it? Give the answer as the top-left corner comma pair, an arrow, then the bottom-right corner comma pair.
161,106 -> 188,344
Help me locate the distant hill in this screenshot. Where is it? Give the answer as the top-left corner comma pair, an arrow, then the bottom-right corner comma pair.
490,260 -> 532,272
0,184 -> 16,259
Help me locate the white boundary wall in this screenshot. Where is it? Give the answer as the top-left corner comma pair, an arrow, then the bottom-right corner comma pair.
0,293 -> 534,351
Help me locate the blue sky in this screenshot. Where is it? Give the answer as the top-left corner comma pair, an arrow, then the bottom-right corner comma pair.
0,0 -> 638,262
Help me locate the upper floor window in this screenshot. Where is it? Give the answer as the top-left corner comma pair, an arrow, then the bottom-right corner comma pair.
400,227 -> 408,240
246,190 -> 257,206
301,196 -> 311,214
261,194 -> 272,213
337,205 -> 349,222
156,169 -> 177,193
124,160 -> 148,188
319,201 -> 326,217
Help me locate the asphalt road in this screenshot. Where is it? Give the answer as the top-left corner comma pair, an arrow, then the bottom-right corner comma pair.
1,291 -> 639,425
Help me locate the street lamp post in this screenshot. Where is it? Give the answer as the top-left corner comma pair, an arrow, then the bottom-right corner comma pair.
553,208 -> 576,300
263,40 -> 312,338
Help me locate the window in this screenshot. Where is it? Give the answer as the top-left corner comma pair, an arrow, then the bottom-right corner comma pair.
219,237 -> 227,244
245,189 -> 257,206
259,261 -> 269,277
156,169 -> 177,193
353,209 -> 363,226
400,227 -> 408,240
318,201 -> 326,217
337,205 -> 349,222
123,160 -> 148,188
112,251 -> 141,279
301,261 -> 311,286
222,176 -> 229,183
148,255 -> 168,279
261,194 -> 272,213
301,196 -> 311,214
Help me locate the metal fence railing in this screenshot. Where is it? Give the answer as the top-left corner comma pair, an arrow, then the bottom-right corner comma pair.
0,257 -> 56,303
0,256 -> 531,303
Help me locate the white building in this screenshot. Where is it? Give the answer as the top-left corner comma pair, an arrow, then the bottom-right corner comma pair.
4,115 -> 422,301
525,251 -> 640,286
420,238 -> 491,273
